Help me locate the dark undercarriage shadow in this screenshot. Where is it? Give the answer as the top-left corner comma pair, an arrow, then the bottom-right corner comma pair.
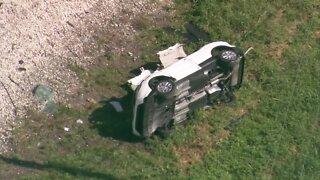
89,62 -> 165,142
88,85 -> 143,142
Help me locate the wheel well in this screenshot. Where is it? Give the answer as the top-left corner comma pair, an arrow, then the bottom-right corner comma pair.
211,46 -> 234,57
154,76 -> 175,81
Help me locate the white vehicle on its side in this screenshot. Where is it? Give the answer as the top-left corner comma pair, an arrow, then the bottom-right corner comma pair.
128,41 -> 245,137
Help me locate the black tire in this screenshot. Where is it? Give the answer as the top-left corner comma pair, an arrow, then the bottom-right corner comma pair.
155,121 -> 174,138
211,46 -> 239,62
212,47 -> 239,72
220,80 -> 236,105
156,79 -> 174,95
212,47 -> 239,63
219,49 -> 238,62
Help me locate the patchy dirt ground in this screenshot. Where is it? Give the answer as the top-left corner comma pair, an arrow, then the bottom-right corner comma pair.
174,121 -> 230,170
0,0 -> 173,153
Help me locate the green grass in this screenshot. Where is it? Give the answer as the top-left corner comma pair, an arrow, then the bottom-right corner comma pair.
1,0 -> 319,179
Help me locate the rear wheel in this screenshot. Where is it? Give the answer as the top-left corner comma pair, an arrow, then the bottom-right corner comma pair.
212,47 -> 239,64
220,50 -> 238,62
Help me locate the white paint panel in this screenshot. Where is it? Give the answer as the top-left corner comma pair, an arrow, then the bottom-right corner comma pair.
187,41 -> 233,64
157,43 -> 187,68
163,59 -> 201,80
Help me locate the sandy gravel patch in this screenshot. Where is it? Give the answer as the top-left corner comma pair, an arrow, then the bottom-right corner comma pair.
0,0 -> 172,153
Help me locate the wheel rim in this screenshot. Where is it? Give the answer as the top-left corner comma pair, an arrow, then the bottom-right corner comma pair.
157,81 -> 173,93
221,50 -> 237,61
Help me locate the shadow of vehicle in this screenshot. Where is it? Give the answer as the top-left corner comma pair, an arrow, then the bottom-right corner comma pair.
89,62 -> 164,142
89,23 -> 209,141
164,23 -> 210,43
88,87 -> 143,142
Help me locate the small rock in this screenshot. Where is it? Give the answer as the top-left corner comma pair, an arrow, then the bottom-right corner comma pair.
133,56 -> 138,61
64,127 -> 69,132
86,98 -> 96,104
128,52 -> 133,56
17,67 -> 26,71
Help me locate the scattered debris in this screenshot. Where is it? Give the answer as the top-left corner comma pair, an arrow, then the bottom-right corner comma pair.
87,98 -> 97,104
109,101 -> 124,112
157,43 -> 186,68
245,47 -> 254,55
64,127 -> 70,132
76,119 -> 84,124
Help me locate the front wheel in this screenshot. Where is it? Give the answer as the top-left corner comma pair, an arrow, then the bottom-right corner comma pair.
149,77 -> 175,97
156,79 -> 174,94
